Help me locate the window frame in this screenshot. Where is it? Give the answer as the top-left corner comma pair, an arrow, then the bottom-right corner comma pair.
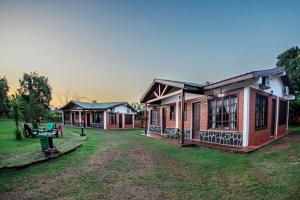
255,94 -> 268,130
109,113 -> 117,125
125,114 -> 133,125
169,105 -> 175,121
278,100 -> 288,126
150,109 -> 160,126
208,95 -> 238,131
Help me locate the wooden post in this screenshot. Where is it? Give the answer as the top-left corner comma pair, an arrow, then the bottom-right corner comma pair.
144,104 -> 148,135
181,89 -> 185,144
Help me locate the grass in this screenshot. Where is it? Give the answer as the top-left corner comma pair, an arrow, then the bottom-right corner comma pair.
0,119 -> 86,168
0,118 -> 300,199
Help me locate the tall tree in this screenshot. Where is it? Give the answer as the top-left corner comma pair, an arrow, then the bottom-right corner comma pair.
18,72 -> 52,123
276,46 -> 300,91
276,46 -> 300,123
0,76 -> 9,116
9,94 -> 24,140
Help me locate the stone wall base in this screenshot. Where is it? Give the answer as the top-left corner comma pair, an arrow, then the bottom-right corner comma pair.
199,131 -> 243,147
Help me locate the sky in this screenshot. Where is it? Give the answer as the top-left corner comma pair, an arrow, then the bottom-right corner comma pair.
0,0 -> 299,107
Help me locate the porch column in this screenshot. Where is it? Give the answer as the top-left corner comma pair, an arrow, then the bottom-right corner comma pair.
132,114 -> 135,128
175,98 -> 179,128
180,89 -> 185,144
70,112 -> 73,125
79,111 -> 82,126
148,107 -> 151,131
103,111 -> 107,130
62,111 -> 64,125
275,96 -> 280,136
144,104 -> 148,135
243,87 -> 250,147
287,101 -> 290,131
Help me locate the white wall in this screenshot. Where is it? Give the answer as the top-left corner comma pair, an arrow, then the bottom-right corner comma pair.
160,93 -> 204,105
112,105 -> 136,114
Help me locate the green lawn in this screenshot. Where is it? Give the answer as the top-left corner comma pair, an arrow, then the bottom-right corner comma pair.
0,118 -> 300,200
0,119 -> 85,168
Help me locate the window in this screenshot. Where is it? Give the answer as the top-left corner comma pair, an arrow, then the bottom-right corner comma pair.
150,109 -> 160,126
76,112 -> 79,119
94,112 -> 103,124
208,95 -> 237,129
279,100 -> 288,125
256,95 -> 268,129
170,105 -> 175,120
109,113 -> 116,125
125,114 -> 133,125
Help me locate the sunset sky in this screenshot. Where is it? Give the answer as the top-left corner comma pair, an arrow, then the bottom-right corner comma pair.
0,0 -> 299,107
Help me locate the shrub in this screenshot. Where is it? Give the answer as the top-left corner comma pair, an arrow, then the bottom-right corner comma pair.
15,128 -> 22,140
32,120 -> 38,129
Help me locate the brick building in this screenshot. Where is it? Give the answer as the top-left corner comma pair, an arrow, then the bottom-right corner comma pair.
60,101 -> 136,130
141,67 -> 295,148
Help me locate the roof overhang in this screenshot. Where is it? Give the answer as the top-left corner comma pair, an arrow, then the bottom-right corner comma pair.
140,79 -> 203,103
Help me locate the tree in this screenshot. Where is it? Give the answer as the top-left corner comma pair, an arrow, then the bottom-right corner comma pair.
276,46 -> 300,91
9,94 -> 24,140
276,46 -> 300,123
131,102 -> 144,113
18,72 -> 52,124
0,76 -> 9,116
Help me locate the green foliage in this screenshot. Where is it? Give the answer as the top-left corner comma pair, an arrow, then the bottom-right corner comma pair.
131,102 -> 144,112
277,46 -> 300,123
18,72 -> 52,123
276,46 -> 300,91
48,111 -> 61,122
0,76 -> 9,116
9,94 -> 24,139
15,128 -> 22,140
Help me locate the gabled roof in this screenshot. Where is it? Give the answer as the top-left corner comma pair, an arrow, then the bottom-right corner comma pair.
140,78 -> 204,103
60,100 -> 136,112
155,79 -> 204,89
204,67 -> 286,90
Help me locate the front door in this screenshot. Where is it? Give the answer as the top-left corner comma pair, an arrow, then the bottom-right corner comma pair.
271,99 -> 276,136
87,113 -> 90,127
162,108 -> 166,133
192,102 -> 201,140
72,113 -> 75,125
119,114 -> 123,128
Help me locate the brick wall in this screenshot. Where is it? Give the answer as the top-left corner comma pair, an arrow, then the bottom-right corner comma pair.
106,112 -> 120,129
124,114 -> 134,129
248,88 -> 288,146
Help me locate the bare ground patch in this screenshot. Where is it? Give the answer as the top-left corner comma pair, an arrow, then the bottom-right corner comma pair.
106,146 -> 163,200
267,133 -> 300,153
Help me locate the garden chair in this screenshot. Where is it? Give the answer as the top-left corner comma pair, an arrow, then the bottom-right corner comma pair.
23,124 -> 38,137
47,122 -> 54,131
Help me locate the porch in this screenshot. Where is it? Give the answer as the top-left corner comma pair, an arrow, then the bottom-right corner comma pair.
63,110 -> 105,129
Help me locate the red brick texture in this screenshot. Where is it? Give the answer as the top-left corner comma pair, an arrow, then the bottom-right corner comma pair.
106,112 -> 134,130
124,114 -> 135,129
248,88 -> 288,146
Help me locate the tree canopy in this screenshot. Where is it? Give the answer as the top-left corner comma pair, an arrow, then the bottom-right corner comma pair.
18,72 -> 52,123
276,46 -> 300,123
18,72 -> 52,109
0,76 -> 9,116
276,46 -> 300,91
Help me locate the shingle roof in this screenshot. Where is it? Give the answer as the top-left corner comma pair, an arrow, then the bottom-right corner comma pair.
72,101 -> 125,109
204,67 -> 286,90
61,101 -> 136,112
155,78 -> 204,88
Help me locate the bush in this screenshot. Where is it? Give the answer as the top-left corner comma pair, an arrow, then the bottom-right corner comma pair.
15,129 -> 22,140
32,120 -> 38,129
